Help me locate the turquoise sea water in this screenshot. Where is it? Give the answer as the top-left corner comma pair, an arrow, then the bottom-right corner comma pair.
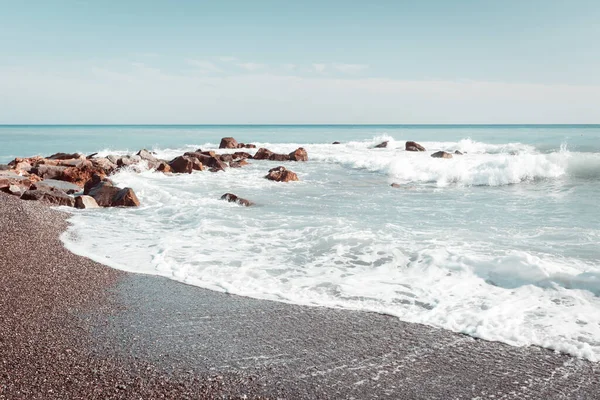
3,125 -> 600,360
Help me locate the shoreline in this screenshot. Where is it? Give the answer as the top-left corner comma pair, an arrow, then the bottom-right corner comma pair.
1,192 -> 599,399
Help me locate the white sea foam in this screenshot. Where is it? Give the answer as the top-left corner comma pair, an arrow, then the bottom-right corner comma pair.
62,136 -> 600,361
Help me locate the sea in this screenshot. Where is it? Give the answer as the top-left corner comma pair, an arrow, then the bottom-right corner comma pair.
2,125 -> 599,361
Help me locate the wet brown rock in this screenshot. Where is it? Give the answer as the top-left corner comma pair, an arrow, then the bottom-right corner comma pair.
220,193 -> 253,206
21,188 -> 75,207
269,153 -> 291,162
374,141 -> 388,148
0,164 -> 9,170
454,150 -> 463,155
244,144 -> 257,148
112,188 -> 140,207
169,156 -> 197,174
219,137 -> 239,149
233,152 -> 252,160
84,174 -> 111,195
431,151 -> 453,159
406,141 -> 426,152
90,158 -> 118,175
0,175 -> 33,195
33,180 -> 81,195
253,148 -> 274,160
88,181 -> 121,206
184,152 -> 225,171
137,149 -> 158,162
265,166 -> 299,182
32,165 -> 67,180
62,164 -> 98,187
156,161 -> 172,173
332,141 -> 341,145
289,147 -> 308,161
74,195 -> 100,209
116,155 -> 141,167
220,154 -> 234,163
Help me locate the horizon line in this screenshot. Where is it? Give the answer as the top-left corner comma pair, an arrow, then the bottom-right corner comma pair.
2,123 -> 600,127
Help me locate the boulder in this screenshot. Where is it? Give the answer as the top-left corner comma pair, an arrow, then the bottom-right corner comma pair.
184,152 -> 225,171
454,150 -> 463,155
32,165 -> 67,180
47,152 -> 83,160
220,193 -> 253,206
265,166 -> 299,182
86,152 -> 98,159
0,174 -> 32,196
219,154 -> 234,163
269,153 -> 290,162
33,180 -> 81,194
12,161 -> 33,173
137,149 -> 158,162
0,164 -> 9,171
106,155 -> 120,164
88,181 -> 121,207
406,141 -> 426,152
374,141 -> 388,148
332,141 -> 341,145
21,188 -> 75,207
431,151 -> 453,159
74,195 -> 99,209
2,184 -> 24,196
90,158 -> 118,175
169,156 -> 196,174
289,147 -> 308,161
253,148 -> 274,160
62,164 -> 98,187
199,150 -> 217,158
229,160 -> 249,168
84,174 -> 112,195
219,137 -> 239,149
233,152 -> 252,160
116,155 -> 141,167
112,188 -> 140,207
156,161 -> 172,173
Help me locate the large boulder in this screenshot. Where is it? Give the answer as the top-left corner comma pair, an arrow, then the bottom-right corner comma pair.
184,152 -> 226,171
32,165 -> 67,180
74,195 -> 100,209
406,141 -> 426,152
253,148 -> 274,160
137,149 -> 158,162
21,188 -> 75,207
269,153 -> 290,162
219,137 -> 239,149
116,155 -> 141,168
233,152 -> 252,160
84,174 -> 112,195
0,164 -> 9,171
62,163 -> 98,187
374,141 -> 388,148
431,151 -> 453,159
219,154 -> 234,163
220,193 -> 253,207
169,156 -> 199,174
87,181 -> 121,206
33,180 -> 81,194
90,158 -> 118,175
265,166 -> 299,182
289,147 -> 308,161
112,188 -> 140,207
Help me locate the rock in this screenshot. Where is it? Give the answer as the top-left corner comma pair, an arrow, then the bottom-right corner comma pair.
289,147 -> 308,161
74,195 -> 99,209
32,165 -> 67,180
219,154 -> 234,163
332,141 -> 341,145
0,164 -> 9,170
220,193 -> 253,206
219,137 -> 239,149
0,174 -> 32,195
454,150 -> 463,155
198,150 -> 217,158
62,163 -> 98,187
391,183 -> 401,188
84,174 -> 112,195
233,152 -> 252,160
88,181 -> 121,206
265,166 -> 299,182
184,152 -> 225,171
33,180 -> 81,194
253,148 -> 274,160
90,158 -> 118,175
431,151 -> 453,159
156,161 -> 172,173
229,160 -> 249,168
406,141 -> 426,152
106,155 -> 119,164
21,188 -> 75,207
116,155 -> 141,167
137,149 -> 158,163
269,153 -> 290,162
245,144 -> 257,149
86,152 -> 98,159
2,184 -> 24,196
374,141 -> 388,148
112,188 -> 140,207
168,156 -> 197,174
47,152 -> 83,160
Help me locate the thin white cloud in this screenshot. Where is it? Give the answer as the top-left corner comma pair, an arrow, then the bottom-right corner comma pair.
238,62 -> 265,71
333,63 -> 369,74
187,59 -> 222,73
312,63 -> 326,73
217,56 -> 237,62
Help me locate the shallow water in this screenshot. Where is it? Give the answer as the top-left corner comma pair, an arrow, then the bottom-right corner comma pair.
3,125 -> 599,361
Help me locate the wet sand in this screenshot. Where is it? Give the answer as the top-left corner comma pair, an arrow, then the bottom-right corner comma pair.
1,192 -> 598,399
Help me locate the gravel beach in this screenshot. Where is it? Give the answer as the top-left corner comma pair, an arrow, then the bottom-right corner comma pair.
1,192 -> 599,399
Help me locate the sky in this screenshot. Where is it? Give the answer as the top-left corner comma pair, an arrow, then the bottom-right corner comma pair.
1,0 -> 599,124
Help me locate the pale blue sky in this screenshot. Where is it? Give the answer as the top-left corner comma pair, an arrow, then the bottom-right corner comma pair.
1,0 -> 599,123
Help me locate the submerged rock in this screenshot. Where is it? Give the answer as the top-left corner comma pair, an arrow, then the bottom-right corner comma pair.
232,151 -> 252,160
374,141 -> 388,148
269,153 -> 290,162
431,151 -> 453,159
265,166 -> 299,182
454,150 -> 463,155
332,141 -> 341,145
391,183 -> 401,188
74,195 -> 100,209
220,193 -> 254,206
229,160 -> 249,168
219,137 -> 239,149
406,141 -> 426,152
